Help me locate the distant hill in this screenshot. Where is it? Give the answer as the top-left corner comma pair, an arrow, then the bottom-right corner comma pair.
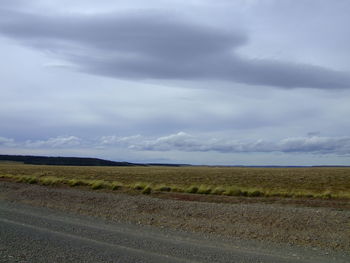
147,163 -> 190,167
0,155 -> 140,166
1,154 -> 346,167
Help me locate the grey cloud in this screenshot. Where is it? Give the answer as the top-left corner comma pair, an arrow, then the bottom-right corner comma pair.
278,136 -> 350,154
2,133 -> 350,155
1,10 -> 349,89
130,132 -> 272,152
126,132 -> 350,155
307,131 -> 321,137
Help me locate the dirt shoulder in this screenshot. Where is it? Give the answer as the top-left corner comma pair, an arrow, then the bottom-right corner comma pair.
0,181 -> 349,253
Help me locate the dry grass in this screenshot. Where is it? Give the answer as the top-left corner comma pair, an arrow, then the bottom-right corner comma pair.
0,163 -> 350,199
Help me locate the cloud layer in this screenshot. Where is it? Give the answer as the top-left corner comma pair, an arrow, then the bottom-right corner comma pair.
127,132 -> 350,155
1,1 -> 349,166
1,133 -> 350,156
1,9 -> 349,89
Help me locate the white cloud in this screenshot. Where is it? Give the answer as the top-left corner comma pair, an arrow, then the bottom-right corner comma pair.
0,136 -> 15,147
99,135 -> 142,145
133,132 -> 199,151
24,136 -> 81,148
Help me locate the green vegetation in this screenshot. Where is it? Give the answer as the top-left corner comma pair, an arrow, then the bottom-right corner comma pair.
154,185 -> 172,192
132,182 -> 148,190
111,182 -> 122,190
1,163 -> 350,199
186,185 -> 199,194
90,180 -> 105,190
197,185 -> 212,195
38,176 -> 64,185
16,176 -> 38,184
142,185 -> 152,195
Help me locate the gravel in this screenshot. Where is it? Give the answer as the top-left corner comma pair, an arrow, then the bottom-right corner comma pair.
0,181 -> 349,252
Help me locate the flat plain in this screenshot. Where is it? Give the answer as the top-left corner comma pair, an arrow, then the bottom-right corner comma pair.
0,162 -> 349,199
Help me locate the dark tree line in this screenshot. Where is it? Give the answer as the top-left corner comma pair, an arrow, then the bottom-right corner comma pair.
0,155 -> 138,166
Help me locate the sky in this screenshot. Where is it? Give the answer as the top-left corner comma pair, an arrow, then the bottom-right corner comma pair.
0,0 -> 350,165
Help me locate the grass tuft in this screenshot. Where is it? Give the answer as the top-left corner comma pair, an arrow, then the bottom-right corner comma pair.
111,182 -> 123,190
155,184 -> 172,192
142,186 -> 152,195
67,179 -> 86,187
224,187 -> 242,196
16,176 -> 38,184
133,182 -> 148,190
197,185 -> 212,195
212,186 -> 225,195
90,180 -> 105,190
39,177 -> 64,186
186,185 -> 199,194
246,189 -> 264,197
0,174 -> 13,179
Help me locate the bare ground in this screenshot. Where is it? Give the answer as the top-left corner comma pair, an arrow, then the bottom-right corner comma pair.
0,181 -> 349,253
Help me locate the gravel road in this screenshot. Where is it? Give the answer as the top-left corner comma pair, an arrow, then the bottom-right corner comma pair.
0,181 -> 349,262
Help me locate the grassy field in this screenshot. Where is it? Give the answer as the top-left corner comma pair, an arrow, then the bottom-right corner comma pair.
0,163 -> 350,199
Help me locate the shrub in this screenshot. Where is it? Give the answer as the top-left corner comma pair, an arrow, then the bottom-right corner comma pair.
67,179 -> 85,187
170,186 -> 183,192
39,177 -> 63,186
28,177 -> 38,184
90,180 -> 105,190
247,189 -> 263,197
111,182 -> 122,190
224,187 -> 242,196
212,186 -> 225,195
186,185 -> 199,193
16,176 -> 27,183
322,190 -> 332,199
0,174 -> 12,179
142,186 -> 152,195
133,182 -> 147,190
155,185 -> 172,192
16,176 -> 38,184
197,185 -> 212,195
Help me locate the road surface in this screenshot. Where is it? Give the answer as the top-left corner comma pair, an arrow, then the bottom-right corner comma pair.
0,201 -> 345,263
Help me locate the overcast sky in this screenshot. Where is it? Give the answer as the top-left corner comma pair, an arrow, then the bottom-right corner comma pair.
1,0 -> 349,165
